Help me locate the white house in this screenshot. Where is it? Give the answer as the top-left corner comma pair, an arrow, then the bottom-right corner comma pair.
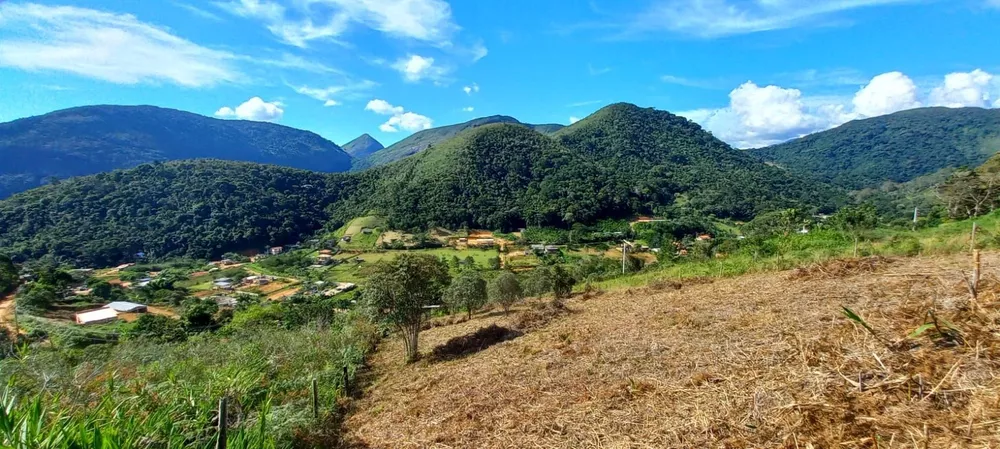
106,301 -> 148,313
75,308 -> 118,325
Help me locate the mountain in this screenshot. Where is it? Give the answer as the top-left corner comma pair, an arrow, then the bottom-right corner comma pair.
341,133 -> 384,158
754,107 -> 1000,190
343,103 -> 841,230
0,103 -> 841,265
0,105 -> 353,199
353,116 -> 565,169
0,160 -> 349,267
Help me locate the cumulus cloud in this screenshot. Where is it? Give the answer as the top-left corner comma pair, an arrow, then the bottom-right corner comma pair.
215,97 -> 284,121
569,116 -> 581,124
929,69 -> 994,108
0,3 -> 240,87
216,0 -> 457,47
852,71 -> 921,117
462,106 -> 474,112
365,99 -> 432,132
393,54 -> 449,83
463,83 -> 479,95
682,69 -> 1000,148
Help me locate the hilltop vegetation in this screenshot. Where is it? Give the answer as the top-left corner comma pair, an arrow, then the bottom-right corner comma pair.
0,105 -> 353,199
755,107 -> 1000,190
0,160 -> 349,266
353,115 -> 565,169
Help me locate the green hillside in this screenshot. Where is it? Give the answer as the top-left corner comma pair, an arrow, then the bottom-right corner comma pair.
0,105 -> 354,199
754,107 -> 1000,190
0,160 -> 350,266
353,116 -> 565,170
0,103 -> 841,266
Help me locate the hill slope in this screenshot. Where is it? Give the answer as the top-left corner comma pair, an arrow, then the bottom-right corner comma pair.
0,105 -> 353,198
341,133 -> 384,158
0,160 -> 349,266
754,107 -> 1000,190
344,252 -> 998,447
353,116 -> 565,169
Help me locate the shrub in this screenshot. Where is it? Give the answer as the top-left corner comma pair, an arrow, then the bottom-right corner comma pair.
488,271 -> 523,314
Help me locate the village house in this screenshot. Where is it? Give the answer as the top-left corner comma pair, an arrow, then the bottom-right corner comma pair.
317,254 -> 334,265
213,296 -> 239,308
75,307 -> 118,325
107,301 -> 148,313
269,246 -> 284,255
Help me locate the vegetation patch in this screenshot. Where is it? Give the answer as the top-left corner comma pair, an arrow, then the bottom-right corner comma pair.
789,255 -> 896,280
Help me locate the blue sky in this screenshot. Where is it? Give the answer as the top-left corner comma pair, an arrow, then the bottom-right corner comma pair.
0,0 -> 998,148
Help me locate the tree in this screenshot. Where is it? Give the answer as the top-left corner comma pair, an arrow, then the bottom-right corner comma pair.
362,254 -> 450,363
552,265 -> 576,299
463,255 -> 476,268
124,314 -> 187,343
830,203 -> 879,257
489,271 -> 522,314
181,298 -> 219,331
17,284 -> 57,311
0,255 -> 17,295
87,279 -> 115,300
522,267 -> 554,297
487,256 -> 501,270
444,270 -> 488,319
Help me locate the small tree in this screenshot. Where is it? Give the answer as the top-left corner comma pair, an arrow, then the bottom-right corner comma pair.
830,203 -> 878,257
444,270 -> 487,319
522,267 -> 554,297
487,256 -> 502,270
181,298 -> 219,331
124,314 -> 187,343
362,254 -> 450,363
552,265 -> 576,299
17,284 -> 57,312
489,271 -> 522,314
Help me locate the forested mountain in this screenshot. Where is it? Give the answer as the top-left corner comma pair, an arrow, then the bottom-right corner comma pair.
341,103 -> 841,230
754,107 -> 1000,190
341,133 -> 384,158
0,105 -> 353,199
353,116 -> 565,169
0,160 -> 350,267
0,103 -> 840,265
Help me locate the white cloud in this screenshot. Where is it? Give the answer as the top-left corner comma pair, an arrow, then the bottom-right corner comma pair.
172,2 -> 224,21
987,0 -> 1000,8
569,116 -> 581,124
682,69 -> 1000,148
215,97 -> 284,121
380,112 -> 433,132
0,3 -> 240,87
365,99 -> 404,115
852,71 -> 921,117
588,63 -> 612,76
929,69 -> 994,108
568,100 -> 603,107
365,99 -> 432,132
292,80 -> 376,106
462,106 -> 474,112
627,0 -> 916,38
661,74 -> 728,89
215,0 -> 457,47
463,83 -> 480,95
393,54 -> 449,83
471,42 -> 489,62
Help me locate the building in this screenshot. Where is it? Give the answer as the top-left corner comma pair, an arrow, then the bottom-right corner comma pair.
106,301 -> 148,313
318,249 -> 333,256
75,307 -> 119,325
213,296 -> 239,308
317,254 -> 334,265
269,246 -> 284,255
530,244 -> 560,254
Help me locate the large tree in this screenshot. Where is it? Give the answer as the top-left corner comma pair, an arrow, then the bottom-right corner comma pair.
488,271 -> 523,314
362,254 -> 451,363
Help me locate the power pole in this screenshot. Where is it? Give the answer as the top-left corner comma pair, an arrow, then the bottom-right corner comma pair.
622,241 -> 627,275
912,207 -> 918,231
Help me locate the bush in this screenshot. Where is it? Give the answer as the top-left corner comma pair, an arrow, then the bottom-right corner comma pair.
552,266 -> 576,299
123,314 -> 187,343
488,271 -> 523,314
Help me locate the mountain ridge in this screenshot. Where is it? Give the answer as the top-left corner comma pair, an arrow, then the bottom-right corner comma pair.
0,104 -> 353,199
342,133 -> 384,158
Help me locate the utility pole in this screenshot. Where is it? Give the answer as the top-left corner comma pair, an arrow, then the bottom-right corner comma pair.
912,207 -> 918,231
622,241 -> 627,275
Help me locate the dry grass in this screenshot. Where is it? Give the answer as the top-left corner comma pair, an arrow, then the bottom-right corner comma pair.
342,253 -> 1000,448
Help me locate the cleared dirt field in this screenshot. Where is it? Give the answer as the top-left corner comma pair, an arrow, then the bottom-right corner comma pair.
343,253 -> 1000,448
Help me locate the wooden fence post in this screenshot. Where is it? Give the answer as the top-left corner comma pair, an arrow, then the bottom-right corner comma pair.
974,250 -> 982,291
971,222 -> 978,252
312,378 -> 319,420
216,397 -> 227,449
343,366 -> 349,396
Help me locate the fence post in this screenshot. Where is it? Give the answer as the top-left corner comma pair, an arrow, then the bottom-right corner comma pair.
971,222 -> 978,252
312,378 -> 319,420
216,397 -> 228,449
974,249 -> 982,291
343,365 -> 349,396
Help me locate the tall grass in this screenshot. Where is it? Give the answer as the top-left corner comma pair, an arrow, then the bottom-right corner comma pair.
0,311 -> 378,448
